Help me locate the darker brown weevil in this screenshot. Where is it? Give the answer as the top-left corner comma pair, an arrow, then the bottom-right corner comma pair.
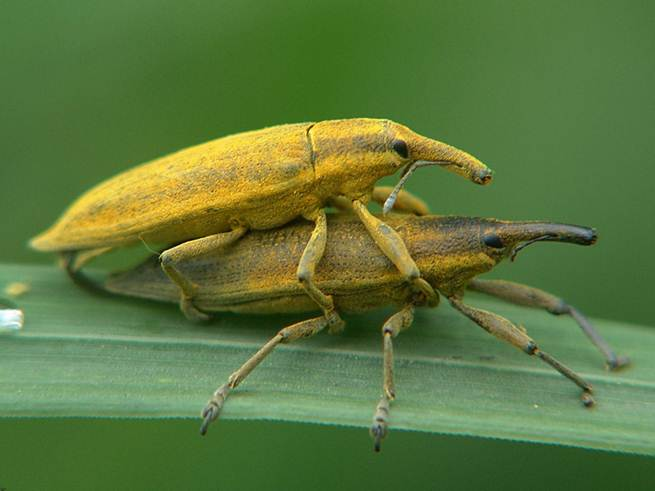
104,214 -> 629,450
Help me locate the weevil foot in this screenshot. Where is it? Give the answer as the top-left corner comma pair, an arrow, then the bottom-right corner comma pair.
581,390 -> 595,408
370,397 -> 390,453
383,386 -> 396,401
607,355 -> 631,371
370,423 -> 385,453
199,405 -> 218,436
326,310 -> 345,334
199,383 -> 231,436
181,297 -> 211,322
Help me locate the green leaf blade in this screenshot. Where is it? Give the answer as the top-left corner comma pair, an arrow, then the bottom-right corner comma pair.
1,264 -> 653,454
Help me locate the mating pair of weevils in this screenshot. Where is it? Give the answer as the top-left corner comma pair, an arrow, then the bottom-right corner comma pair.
31,118 -> 628,451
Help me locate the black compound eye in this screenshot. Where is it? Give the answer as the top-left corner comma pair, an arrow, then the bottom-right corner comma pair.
483,233 -> 504,249
392,139 -> 409,158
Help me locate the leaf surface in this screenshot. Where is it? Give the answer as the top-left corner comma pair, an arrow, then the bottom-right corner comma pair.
1,264 -> 653,454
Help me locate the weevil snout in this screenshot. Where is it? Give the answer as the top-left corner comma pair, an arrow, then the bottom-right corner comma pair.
382,122 -> 493,213
514,223 -> 598,247
398,126 -> 492,185
482,221 -> 598,262
474,167 -> 494,185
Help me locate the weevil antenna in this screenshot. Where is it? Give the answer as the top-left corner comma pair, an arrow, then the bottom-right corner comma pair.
510,235 -> 554,261
138,235 -> 159,256
383,160 -> 449,214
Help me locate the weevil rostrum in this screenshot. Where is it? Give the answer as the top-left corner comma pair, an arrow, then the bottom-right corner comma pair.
29,118 -> 492,329
103,214 -> 629,451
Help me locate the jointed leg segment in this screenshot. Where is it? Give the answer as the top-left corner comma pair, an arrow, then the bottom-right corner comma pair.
298,209 -> 344,332
160,226 -> 247,321
467,279 -> 629,369
370,304 -> 415,452
449,296 -> 594,406
370,398 -> 390,453
200,315 -> 329,436
351,199 -> 438,306
59,251 -> 110,294
301,195 -> 432,334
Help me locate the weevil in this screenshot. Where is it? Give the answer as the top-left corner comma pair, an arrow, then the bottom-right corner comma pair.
104,214 -> 629,451
30,118 -> 491,328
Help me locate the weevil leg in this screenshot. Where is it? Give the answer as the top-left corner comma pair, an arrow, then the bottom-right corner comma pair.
351,199 -> 439,307
381,305 -> 415,400
59,246 -> 114,293
200,315 -> 329,436
68,246 -> 113,271
467,279 -> 629,370
59,251 -> 108,295
371,187 -> 430,216
297,209 -> 345,333
370,304 -> 415,452
370,398 -> 390,453
328,195 -> 355,213
160,226 -> 247,321
449,296 -> 595,407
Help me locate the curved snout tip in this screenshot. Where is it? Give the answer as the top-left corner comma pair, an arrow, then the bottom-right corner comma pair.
549,225 -> 598,246
504,222 -> 598,261
545,224 -> 598,246
474,167 -> 494,185
584,227 -> 598,245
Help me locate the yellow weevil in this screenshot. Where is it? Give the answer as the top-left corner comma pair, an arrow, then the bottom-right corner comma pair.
30,119 -> 491,328
104,214 -> 629,451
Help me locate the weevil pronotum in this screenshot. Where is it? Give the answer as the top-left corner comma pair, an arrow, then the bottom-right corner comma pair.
29,119 -> 491,328
103,214 -> 629,451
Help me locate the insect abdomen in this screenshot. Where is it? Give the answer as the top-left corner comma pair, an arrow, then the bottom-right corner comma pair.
31,122 -> 315,251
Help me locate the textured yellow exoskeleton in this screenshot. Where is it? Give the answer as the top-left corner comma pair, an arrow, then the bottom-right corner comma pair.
104,214 -> 628,450
31,118 -> 492,323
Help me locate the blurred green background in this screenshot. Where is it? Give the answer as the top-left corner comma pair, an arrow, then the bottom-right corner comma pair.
1,0 -> 654,489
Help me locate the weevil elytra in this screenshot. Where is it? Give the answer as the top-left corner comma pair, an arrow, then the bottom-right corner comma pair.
29,118 -> 491,327
104,214 -> 629,451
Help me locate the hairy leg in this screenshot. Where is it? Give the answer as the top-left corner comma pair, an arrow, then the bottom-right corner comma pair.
200,315 -> 330,435
159,226 -> 247,321
370,304 -> 415,452
450,296 -> 594,407
467,279 -> 629,369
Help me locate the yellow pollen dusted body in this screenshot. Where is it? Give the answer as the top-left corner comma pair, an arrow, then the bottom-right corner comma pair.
30,118 -> 492,326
